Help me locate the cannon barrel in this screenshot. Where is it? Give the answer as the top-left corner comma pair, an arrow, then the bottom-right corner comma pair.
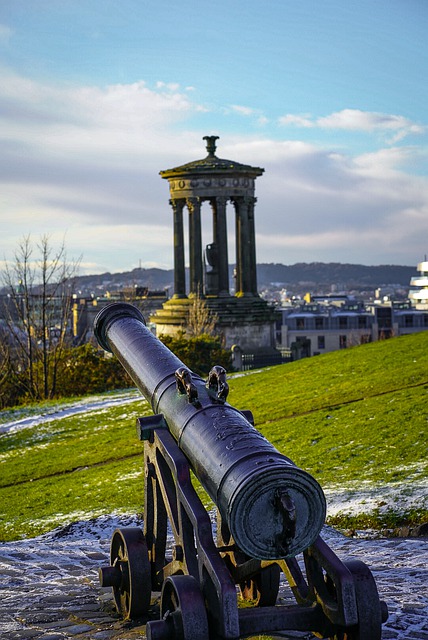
94,302 -> 326,559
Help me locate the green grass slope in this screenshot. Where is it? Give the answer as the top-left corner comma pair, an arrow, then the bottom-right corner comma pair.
228,331 -> 428,530
0,332 -> 427,541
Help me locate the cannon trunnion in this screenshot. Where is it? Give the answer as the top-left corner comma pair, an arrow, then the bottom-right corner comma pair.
95,302 -> 388,639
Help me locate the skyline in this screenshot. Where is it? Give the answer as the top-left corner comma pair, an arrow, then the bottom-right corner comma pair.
1,0 -> 427,274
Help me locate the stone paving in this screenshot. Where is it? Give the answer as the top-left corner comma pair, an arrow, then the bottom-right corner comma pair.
0,516 -> 427,640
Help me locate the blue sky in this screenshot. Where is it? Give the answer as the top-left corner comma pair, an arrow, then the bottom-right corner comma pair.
1,0 -> 427,274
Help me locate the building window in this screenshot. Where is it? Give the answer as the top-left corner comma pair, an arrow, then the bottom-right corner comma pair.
404,315 -> 413,327
315,317 -> 324,329
358,316 -> 367,328
376,307 -> 392,328
339,335 -> 347,349
296,318 -> 305,329
339,316 -> 347,329
317,336 -> 325,350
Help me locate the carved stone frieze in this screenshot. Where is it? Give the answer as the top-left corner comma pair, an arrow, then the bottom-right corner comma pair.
168,176 -> 255,198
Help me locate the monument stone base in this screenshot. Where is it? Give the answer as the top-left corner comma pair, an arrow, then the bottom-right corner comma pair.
151,295 -> 279,352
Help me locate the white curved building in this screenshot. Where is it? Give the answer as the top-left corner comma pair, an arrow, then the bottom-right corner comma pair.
409,261 -> 428,309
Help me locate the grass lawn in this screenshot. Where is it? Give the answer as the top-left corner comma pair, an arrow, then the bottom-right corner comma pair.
1,331 -> 427,541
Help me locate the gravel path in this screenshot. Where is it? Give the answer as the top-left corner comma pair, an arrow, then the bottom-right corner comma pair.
0,515 -> 427,640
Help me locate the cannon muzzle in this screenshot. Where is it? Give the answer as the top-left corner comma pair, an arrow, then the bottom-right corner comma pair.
94,302 -> 326,559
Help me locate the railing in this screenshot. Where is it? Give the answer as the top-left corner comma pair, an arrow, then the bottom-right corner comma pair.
241,349 -> 292,371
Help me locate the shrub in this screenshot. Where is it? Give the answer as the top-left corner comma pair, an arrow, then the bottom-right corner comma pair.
159,333 -> 231,376
55,344 -> 133,396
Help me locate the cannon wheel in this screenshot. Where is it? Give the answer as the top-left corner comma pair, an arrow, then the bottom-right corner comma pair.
109,527 -> 151,619
239,563 -> 281,606
329,559 -> 383,640
154,575 -> 209,640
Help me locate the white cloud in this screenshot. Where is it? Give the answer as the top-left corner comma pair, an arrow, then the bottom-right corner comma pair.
0,70 -> 208,203
1,70 -> 427,272
0,70 -> 213,271
0,69 -> 205,135
155,81 -> 180,92
353,146 -> 422,172
226,105 -> 268,127
257,115 -> 269,126
279,109 -> 426,143
249,140 -> 428,265
318,109 -> 425,142
230,104 -> 255,116
278,114 -> 313,127
318,109 -> 423,132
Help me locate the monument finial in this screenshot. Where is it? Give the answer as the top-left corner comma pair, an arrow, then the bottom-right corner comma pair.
203,135 -> 219,157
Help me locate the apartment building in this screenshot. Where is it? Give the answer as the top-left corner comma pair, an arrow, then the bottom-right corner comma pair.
279,299 -> 428,358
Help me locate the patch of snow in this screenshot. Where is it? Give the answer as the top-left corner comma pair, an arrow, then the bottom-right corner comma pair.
325,478 -> 428,518
228,368 -> 270,378
0,390 -> 145,435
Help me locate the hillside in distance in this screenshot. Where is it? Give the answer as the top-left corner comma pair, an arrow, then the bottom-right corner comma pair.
256,262 -> 415,286
73,262 -> 416,295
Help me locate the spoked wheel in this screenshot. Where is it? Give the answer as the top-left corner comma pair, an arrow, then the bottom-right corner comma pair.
146,575 -> 209,640
99,527 -> 151,619
329,560 -> 386,640
239,563 -> 281,606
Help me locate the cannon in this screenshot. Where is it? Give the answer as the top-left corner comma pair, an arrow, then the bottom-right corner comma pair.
94,302 -> 388,639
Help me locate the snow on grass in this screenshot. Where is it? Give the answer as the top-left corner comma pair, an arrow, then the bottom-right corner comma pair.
116,470 -> 144,482
2,385 -> 426,536
7,510 -> 138,541
325,477 -> 428,518
0,389 -> 144,435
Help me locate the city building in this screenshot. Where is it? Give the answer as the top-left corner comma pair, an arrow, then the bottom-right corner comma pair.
277,266 -> 428,359
71,288 -> 168,344
408,260 -> 428,309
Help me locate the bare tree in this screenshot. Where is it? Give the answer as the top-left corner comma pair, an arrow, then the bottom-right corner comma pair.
1,235 -> 80,401
186,291 -> 218,337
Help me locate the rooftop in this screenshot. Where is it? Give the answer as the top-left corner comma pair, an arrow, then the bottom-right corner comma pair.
160,135 -> 264,178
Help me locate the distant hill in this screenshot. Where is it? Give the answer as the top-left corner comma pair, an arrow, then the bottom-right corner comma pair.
71,262 -> 415,295
72,267 -> 174,294
256,262 -> 415,287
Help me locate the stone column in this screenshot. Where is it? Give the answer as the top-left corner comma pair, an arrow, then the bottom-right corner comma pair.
234,200 -> 242,294
234,197 -> 252,296
248,197 -> 258,295
171,198 -> 186,298
212,196 -> 229,296
187,197 -> 203,295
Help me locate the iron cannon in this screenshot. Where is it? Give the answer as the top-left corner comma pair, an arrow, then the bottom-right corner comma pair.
94,302 -> 388,640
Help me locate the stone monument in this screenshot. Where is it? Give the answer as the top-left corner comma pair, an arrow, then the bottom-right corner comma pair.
151,136 -> 278,355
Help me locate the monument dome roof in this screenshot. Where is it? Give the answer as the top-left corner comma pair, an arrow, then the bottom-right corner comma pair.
160,136 -> 264,179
